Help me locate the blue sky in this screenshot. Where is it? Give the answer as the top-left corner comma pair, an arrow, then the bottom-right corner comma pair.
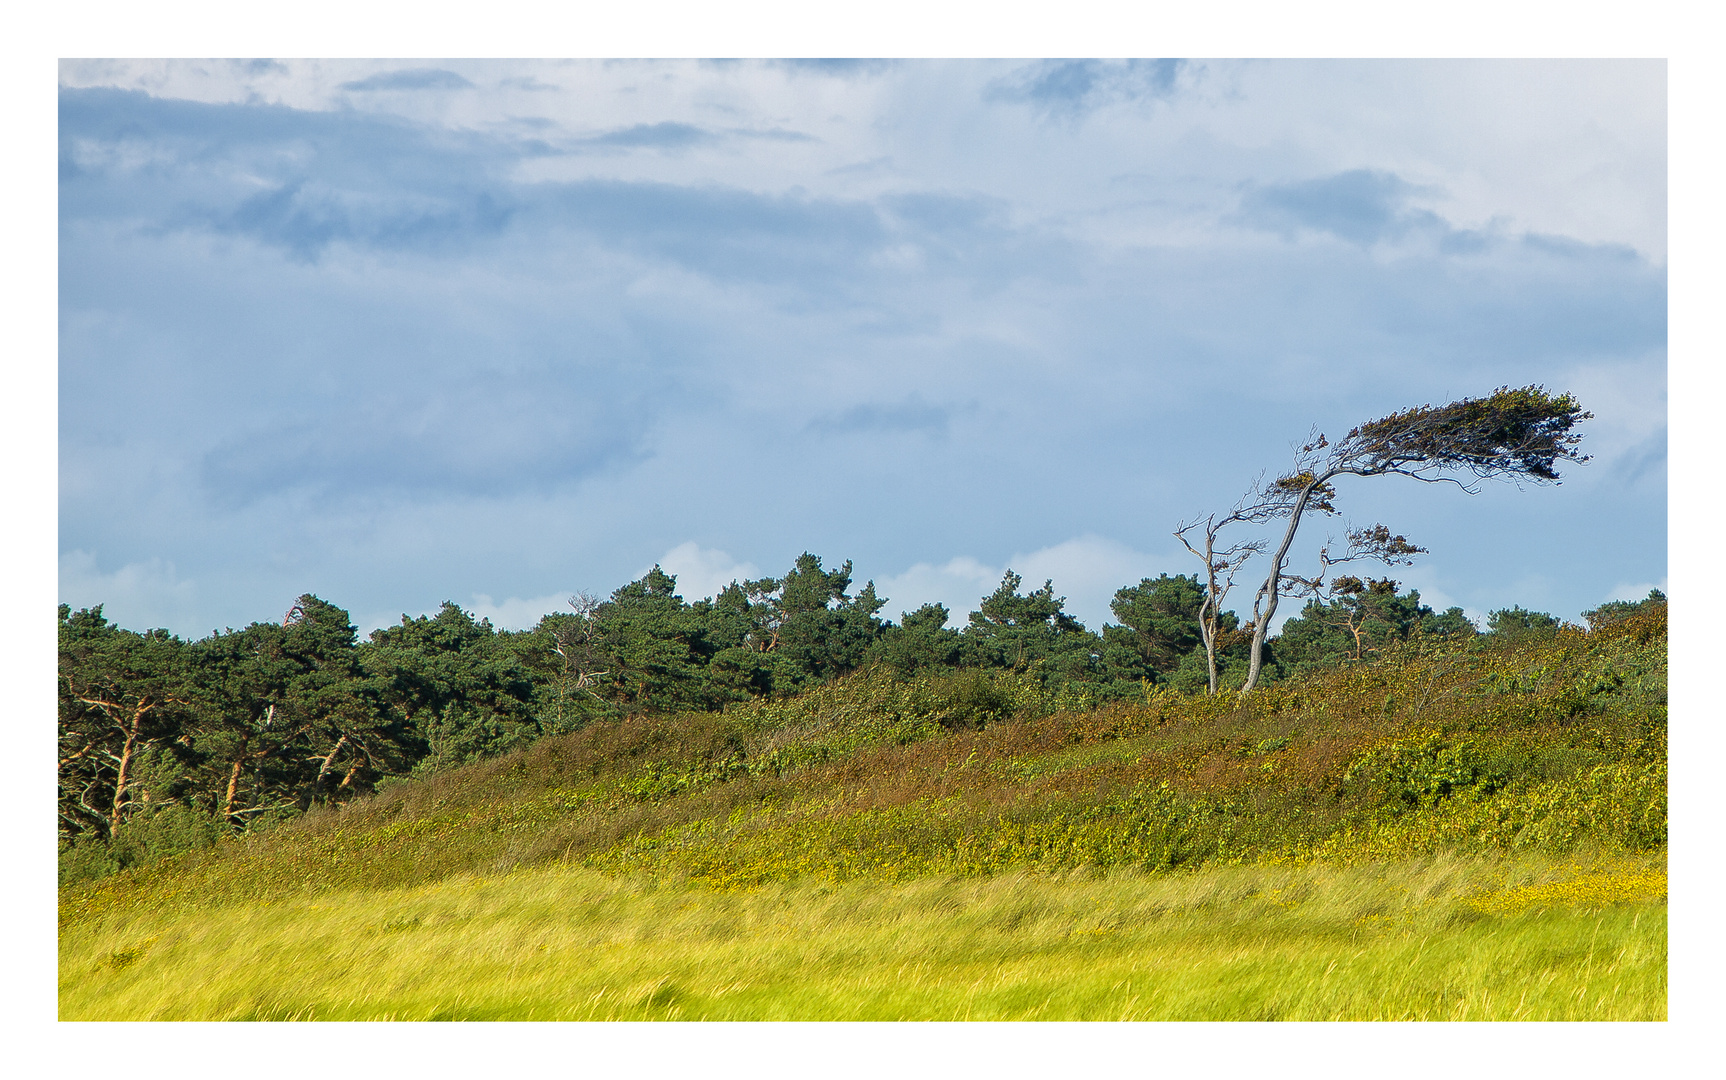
57,59 -> 1667,637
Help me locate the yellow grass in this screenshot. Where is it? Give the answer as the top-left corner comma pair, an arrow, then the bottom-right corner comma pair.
60,851 -> 1664,1021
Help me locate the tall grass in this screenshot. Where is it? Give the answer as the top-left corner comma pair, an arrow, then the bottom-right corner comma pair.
59,852 -> 1665,1021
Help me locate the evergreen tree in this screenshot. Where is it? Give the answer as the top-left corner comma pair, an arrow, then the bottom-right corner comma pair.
866,603 -> 964,676
58,605 -> 197,843
1582,589 -> 1666,630
594,568 -> 717,711
366,602 -> 541,774
1275,579 -> 1475,673
1105,575 -> 1206,674
1486,605 -> 1561,640
963,571 -> 1127,698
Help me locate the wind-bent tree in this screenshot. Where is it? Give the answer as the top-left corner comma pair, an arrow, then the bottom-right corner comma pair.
1237,385 -> 1589,694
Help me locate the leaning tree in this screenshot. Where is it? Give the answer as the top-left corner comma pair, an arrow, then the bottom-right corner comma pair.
1232,385 -> 1590,694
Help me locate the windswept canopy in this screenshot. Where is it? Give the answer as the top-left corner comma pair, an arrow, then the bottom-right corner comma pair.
1325,385 -> 1591,487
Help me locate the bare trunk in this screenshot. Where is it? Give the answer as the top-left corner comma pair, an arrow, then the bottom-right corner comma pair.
1199,541 -> 1221,695
1242,479 -> 1328,696
1194,593 -> 1221,696
222,743 -> 247,822
1205,617 -> 1220,694
315,734 -> 350,785
1175,509 -> 1266,698
108,706 -> 143,840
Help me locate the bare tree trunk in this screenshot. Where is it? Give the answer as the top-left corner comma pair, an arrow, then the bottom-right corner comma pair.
1177,503 -> 1269,698
1196,535 -> 1222,695
108,704 -> 146,840
222,740 -> 247,823
1193,584 -> 1222,695
1205,619 -> 1220,694
1243,480 -> 1326,695
314,734 -> 349,785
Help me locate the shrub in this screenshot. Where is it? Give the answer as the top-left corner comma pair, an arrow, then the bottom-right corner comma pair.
58,803 -> 225,886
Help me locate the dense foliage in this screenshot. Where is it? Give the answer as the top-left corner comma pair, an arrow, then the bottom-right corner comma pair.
60,557 -> 1216,865
59,573 -> 1665,888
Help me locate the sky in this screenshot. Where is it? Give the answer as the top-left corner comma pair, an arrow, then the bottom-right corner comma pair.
57,58 -> 1667,638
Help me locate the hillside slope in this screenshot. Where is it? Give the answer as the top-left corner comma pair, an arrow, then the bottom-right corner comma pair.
59,607 -> 1668,1020
62,606 -> 1665,923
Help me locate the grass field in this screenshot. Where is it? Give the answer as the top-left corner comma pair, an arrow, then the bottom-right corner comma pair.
60,851 -> 1664,1021
60,612 -> 1666,1020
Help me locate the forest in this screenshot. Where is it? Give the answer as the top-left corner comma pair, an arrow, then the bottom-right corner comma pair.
56,549 -> 1664,883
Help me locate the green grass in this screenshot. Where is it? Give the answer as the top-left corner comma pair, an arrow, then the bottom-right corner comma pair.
60,851 -> 1664,1021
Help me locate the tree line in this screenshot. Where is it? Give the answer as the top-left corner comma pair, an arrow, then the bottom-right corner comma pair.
63,547 -> 1663,860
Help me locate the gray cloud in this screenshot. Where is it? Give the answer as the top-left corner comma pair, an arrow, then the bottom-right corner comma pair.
339,68 -> 474,92
532,180 -> 894,291
574,122 -> 817,153
1238,169 -> 1445,246
217,180 -> 515,262
736,127 -> 818,143
584,121 -> 715,150
59,88 -> 1048,290
988,59 -> 1185,117
1234,169 -> 1659,277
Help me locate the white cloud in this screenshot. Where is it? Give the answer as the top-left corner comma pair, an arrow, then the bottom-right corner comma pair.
59,550 -> 201,632
1011,535 -> 1181,627
1603,578 -> 1668,605
464,591 -> 575,632
875,556 -> 1002,627
654,541 -> 760,602
878,535 -> 1182,631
